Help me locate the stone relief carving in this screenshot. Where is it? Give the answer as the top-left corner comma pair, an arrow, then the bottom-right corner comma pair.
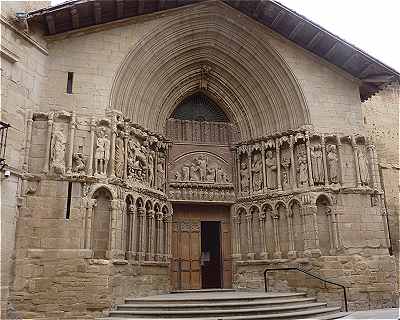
127,139 -> 148,182
265,150 -> 277,189
357,148 -> 369,185
148,151 -> 155,188
327,144 -> 339,184
72,146 -> 86,174
297,146 -> 308,187
157,155 -> 166,191
251,153 -> 263,192
51,126 -> 66,174
281,155 -> 291,190
174,154 -> 230,184
95,127 -> 110,176
311,144 -> 324,184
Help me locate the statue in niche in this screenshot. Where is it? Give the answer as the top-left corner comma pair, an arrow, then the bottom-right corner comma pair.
72,145 -> 86,174
148,151 -> 155,187
265,150 -> 277,189
51,127 -> 66,174
216,167 -> 225,184
327,144 -> 339,184
239,160 -> 250,193
251,153 -> 263,192
281,156 -> 291,189
157,157 -> 166,191
311,144 -> 324,184
114,137 -> 124,178
357,148 -> 369,185
297,148 -> 308,187
95,127 -> 110,176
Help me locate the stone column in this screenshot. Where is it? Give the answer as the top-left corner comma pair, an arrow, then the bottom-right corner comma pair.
289,135 -> 296,189
232,213 -> 241,259
305,132 -> 314,186
236,150 -> 242,194
275,138 -> 282,190
109,121 -> 116,178
137,208 -> 146,261
287,212 -> 296,258
351,136 -> 361,187
42,112 -> 54,173
301,207 -> 309,255
310,205 -> 321,256
87,117 -> 96,176
66,112 -> 76,174
146,210 -> 155,261
367,144 -> 379,189
127,204 -> 137,260
245,212 -> 255,259
108,199 -> 120,259
84,199 -> 96,250
259,213 -> 268,259
156,211 -> 164,261
335,135 -> 344,185
247,148 -> 253,194
166,212 -> 173,261
123,133 -> 128,181
326,208 -> 336,255
330,209 -> 339,251
321,135 -> 329,186
272,211 -> 281,259
23,110 -> 33,171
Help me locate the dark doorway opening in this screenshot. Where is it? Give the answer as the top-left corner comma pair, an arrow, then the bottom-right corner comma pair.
201,221 -> 222,289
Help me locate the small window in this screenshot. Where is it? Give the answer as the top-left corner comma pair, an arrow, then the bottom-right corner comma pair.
66,72 -> 74,94
65,181 -> 72,219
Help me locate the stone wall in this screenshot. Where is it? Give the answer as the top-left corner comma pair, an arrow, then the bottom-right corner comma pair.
234,254 -> 397,311
362,83 -> 400,254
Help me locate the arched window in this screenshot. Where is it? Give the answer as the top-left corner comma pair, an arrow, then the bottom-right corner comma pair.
171,92 -> 229,122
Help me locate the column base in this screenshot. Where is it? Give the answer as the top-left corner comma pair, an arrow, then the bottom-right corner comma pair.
146,253 -> 155,261
126,251 -> 137,260
155,254 -> 163,261
247,253 -> 256,260
288,251 -> 297,259
273,251 -> 282,259
311,249 -> 322,257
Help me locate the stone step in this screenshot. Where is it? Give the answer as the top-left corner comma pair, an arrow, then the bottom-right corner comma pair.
170,288 -> 236,294
117,297 -> 317,311
124,292 -> 307,304
100,306 -> 343,319
108,302 -> 329,318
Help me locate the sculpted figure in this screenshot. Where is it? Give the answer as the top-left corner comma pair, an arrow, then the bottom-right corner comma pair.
297,149 -> 308,187
207,166 -> 216,182
357,148 -> 369,185
182,163 -> 190,181
251,153 -> 263,191
215,167 -> 224,183
157,157 -> 165,191
281,156 -> 291,189
190,162 -> 199,181
114,138 -> 124,178
51,127 -> 66,174
197,156 -> 207,181
127,140 -> 148,181
239,160 -> 250,193
265,150 -> 277,189
327,145 -> 339,184
72,146 -> 86,174
95,127 -> 110,176
311,144 -> 324,184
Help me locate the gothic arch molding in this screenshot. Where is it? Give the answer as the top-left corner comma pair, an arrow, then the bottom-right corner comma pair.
110,2 -> 310,140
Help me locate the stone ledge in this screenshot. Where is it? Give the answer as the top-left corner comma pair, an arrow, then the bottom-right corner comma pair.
27,249 -> 92,259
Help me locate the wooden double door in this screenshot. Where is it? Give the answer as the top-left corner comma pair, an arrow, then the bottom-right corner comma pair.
171,204 -> 232,290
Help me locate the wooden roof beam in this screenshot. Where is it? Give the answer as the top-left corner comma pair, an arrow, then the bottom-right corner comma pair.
116,0 -> 124,19
288,21 -> 304,40
271,9 -> 286,28
324,41 -> 340,60
306,30 -> 324,50
46,15 -> 56,34
94,2 -> 102,24
71,7 -> 79,29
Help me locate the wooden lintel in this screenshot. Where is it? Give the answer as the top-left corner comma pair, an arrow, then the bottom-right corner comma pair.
271,9 -> 285,28
324,41 -> 339,59
342,53 -> 357,69
288,21 -> 304,40
116,0 -> 124,19
138,0 -> 145,15
94,2 -> 102,24
306,30 -> 324,49
46,15 -> 56,34
70,8 -> 79,29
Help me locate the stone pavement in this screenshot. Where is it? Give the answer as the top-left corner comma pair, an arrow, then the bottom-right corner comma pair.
343,308 -> 399,319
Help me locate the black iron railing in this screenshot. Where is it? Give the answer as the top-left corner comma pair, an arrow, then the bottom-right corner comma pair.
264,267 -> 348,312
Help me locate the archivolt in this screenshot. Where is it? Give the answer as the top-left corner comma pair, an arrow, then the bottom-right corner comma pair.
110,2 -> 310,140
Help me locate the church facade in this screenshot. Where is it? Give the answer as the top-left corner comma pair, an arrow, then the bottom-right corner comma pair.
1,1 -> 399,319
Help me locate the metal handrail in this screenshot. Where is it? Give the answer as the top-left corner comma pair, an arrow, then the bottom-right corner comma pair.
264,267 -> 348,312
